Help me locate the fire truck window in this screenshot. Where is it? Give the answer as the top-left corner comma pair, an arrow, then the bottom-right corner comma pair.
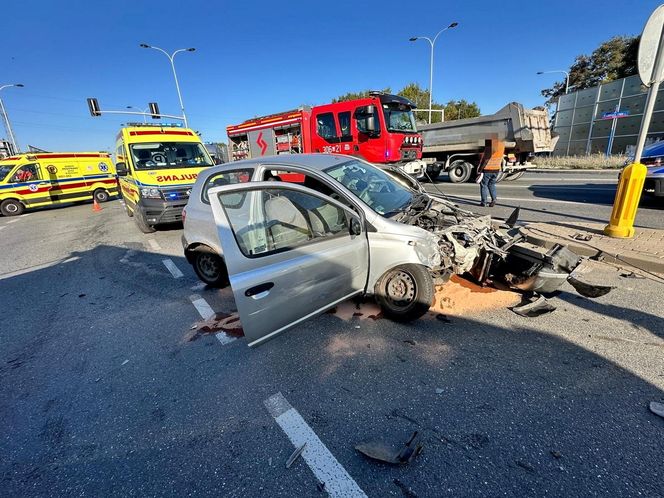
316,113 -> 338,140
202,168 -> 253,204
338,112 -> 352,138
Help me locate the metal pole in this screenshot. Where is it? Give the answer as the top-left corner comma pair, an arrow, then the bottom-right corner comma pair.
0,98 -> 19,154
428,40 -> 434,124
634,26 -> 664,163
564,71 -> 570,94
168,52 -> 188,128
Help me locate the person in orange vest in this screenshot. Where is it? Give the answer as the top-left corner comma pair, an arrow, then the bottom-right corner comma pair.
478,138 -> 504,207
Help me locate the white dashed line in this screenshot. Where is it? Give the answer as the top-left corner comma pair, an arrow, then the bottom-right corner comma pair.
6,219 -> 19,224
189,293 -> 236,345
191,281 -> 207,291
147,239 -> 162,251
264,392 -> 367,498
162,258 -> 184,278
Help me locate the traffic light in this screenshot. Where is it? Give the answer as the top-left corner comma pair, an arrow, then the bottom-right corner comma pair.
149,102 -> 161,120
87,98 -> 101,117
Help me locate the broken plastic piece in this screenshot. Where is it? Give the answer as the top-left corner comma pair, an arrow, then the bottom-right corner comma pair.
355,431 -> 423,465
572,232 -> 592,241
505,207 -> 520,228
650,401 -> 664,419
510,294 -> 556,317
567,276 -> 613,298
286,442 -> 306,468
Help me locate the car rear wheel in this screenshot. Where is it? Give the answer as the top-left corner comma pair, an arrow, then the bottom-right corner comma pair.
448,160 -> 473,183
1,199 -> 25,217
193,250 -> 229,288
93,189 -> 110,203
375,264 -> 434,322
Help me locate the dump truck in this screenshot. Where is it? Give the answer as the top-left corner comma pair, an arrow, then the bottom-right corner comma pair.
419,102 -> 554,183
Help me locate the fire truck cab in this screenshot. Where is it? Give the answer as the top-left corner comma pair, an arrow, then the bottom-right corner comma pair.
227,92 -> 424,175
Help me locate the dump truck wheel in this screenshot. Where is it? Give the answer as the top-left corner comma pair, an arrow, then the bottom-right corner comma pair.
505,171 -> 525,181
192,249 -> 229,288
448,160 -> 472,183
0,199 -> 24,217
376,264 -> 433,322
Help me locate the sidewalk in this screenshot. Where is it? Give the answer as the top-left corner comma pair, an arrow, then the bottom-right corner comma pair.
519,222 -> 664,274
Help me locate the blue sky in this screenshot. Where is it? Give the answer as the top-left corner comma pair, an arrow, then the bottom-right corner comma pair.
1,0 -> 661,152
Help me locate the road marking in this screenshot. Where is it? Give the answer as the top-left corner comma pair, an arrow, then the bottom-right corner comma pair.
191,282 -> 207,291
0,226 -> 5,231
6,219 -> 19,224
264,392 -> 367,498
147,239 -> 162,251
189,294 -> 236,345
441,194 -> 612,207
162,258 -> 184,278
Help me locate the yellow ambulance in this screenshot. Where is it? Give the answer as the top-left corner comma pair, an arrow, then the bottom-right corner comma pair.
0,152 -> 117,216
115,123 -> 214,233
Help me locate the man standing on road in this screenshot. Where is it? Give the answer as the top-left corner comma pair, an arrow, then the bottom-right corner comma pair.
478,138 -> 504,207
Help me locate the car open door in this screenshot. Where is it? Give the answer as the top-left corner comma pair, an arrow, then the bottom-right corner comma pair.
208,181 -> 370,346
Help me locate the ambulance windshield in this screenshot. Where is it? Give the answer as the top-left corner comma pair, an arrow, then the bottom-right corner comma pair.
129,142 -> 213,170
0,165 -> 14,182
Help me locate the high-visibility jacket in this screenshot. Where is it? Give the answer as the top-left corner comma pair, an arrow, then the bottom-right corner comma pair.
483,141 -> 505,172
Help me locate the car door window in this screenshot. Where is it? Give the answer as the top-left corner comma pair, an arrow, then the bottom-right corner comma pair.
11,163 -> 41,183
202,168 -> 253,203
218,187 -> 349,257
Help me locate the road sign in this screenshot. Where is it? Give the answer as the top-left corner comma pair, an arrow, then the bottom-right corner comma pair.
601,111 -> 630,120
638,4 -> 664,86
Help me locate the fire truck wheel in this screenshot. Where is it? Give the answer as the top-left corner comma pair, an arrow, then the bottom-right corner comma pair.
448,160 -> 472,183
134,212 -> 156,233
193,250 -> 229,288
1,199 -> 25,217
375,264 -> 433,322
93,189 -> 110,203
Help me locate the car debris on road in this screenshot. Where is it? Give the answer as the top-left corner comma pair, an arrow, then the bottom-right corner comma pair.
355,431 -> 423,465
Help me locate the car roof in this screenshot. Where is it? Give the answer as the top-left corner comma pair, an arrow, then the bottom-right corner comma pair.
213,153 -> 356,172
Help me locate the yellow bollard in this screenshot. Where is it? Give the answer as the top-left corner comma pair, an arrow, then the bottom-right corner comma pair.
604,162 -> 647,238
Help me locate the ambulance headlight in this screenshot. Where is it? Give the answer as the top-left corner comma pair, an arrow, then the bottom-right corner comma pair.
140,187 -> 162,199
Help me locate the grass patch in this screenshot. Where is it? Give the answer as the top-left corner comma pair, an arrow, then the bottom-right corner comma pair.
532,154 -> 626,170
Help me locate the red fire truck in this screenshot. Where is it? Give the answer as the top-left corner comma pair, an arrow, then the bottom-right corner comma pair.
227,92 -> 424,172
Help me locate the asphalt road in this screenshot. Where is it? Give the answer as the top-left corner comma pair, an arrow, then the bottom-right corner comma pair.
1,177 -> 664,497
424,169 -> 663,229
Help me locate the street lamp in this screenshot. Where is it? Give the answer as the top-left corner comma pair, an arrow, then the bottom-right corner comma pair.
537,70 -> 570,94
0,83 -> 24,154
139,43 -> 196,127
409,22 -> 458,124
127,105 -> 148,123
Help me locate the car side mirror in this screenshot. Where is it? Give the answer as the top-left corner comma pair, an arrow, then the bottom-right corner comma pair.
115,162 -> 128,176
349,217 -> 362,236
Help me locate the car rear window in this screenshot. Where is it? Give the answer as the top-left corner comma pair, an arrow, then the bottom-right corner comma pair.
202,169 -> 253,203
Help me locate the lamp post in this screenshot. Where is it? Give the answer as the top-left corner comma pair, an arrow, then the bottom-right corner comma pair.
537,70 -> 570,94
409,22 -> 458,124
0,83 -> 24,154
139,44 -> 195,127
126,105 -> 148,123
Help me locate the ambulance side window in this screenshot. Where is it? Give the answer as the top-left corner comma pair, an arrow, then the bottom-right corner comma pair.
11,164 -> 41,183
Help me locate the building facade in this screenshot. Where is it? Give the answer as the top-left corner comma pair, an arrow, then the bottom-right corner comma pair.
552,74 -> 664,156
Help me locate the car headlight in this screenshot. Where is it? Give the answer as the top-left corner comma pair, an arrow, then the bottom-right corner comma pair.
140,187 -> 162,199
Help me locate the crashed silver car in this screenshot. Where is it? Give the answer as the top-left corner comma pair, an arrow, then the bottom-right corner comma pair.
183,154 -> 599,346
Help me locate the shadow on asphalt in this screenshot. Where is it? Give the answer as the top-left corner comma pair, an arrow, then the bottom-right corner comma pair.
1,245 -> 663,496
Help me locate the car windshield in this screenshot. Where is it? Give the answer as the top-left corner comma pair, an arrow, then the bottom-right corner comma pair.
324,160 -> 415,216
0,165 -> 15,182
129,142 -> 213,170
382,103 -> 417,133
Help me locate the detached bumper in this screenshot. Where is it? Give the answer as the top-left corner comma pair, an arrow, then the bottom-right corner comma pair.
137,198 -> 188,225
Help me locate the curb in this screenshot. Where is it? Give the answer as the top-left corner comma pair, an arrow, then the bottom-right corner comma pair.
519,225 -> 664,274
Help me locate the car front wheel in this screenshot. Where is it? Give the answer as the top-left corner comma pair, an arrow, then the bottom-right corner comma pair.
375,264 -> 434,322
193,250 -> 229,288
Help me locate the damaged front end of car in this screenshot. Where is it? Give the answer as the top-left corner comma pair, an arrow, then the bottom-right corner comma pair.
395,195 -> 612,299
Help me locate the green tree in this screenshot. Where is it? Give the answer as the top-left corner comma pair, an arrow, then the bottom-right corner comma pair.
332,82 -> 480,123
541,35 -> 640,104
331,88 -> 391,103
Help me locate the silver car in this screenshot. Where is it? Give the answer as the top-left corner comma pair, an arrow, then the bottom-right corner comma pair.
183,154 -> 584,346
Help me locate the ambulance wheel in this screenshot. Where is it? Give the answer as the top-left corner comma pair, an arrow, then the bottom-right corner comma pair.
448,160 -> 473,183
1,199 -> 24,217
93,189 -> 110,203
375,264 -> 433,322
193,249 -> 229,288
134,212 -> 156,233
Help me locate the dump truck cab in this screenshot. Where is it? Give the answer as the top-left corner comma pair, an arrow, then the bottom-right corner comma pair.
115,123 -> 214,233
